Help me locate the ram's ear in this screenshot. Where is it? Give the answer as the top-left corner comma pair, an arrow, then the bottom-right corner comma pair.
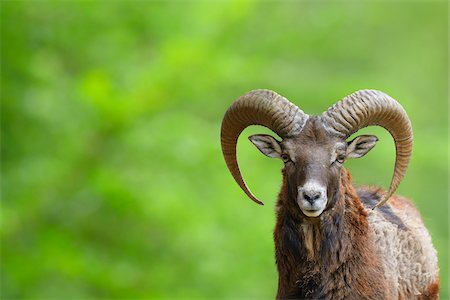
248,134 -> 282,159
346,135 -> 378,159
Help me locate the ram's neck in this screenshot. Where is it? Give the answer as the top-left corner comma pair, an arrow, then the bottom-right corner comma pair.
274,169 -> 387,299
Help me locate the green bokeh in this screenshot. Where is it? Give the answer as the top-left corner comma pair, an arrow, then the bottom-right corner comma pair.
1,1 -> 448,299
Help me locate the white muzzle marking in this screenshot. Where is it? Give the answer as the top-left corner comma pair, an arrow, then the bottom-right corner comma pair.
297,181 -> 328,217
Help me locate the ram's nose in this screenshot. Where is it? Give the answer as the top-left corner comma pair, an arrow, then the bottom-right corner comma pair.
297,181 -> 328,217
302,190 -> 323,204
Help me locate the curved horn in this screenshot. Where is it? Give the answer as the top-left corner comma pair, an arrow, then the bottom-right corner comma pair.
321,89 -> 413,208
221,89 -> 308,205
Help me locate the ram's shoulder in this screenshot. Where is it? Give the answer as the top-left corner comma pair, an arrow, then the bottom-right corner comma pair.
356,186 -> 423,230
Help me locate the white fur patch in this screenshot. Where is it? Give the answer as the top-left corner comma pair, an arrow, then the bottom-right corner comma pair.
367,204 -> 439,298
297,181 -> 328,217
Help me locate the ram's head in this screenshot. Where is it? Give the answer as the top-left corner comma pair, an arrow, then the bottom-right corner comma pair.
221,90 -> 412,217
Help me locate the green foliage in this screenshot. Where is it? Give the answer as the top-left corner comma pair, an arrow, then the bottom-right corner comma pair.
1,1 -> 448,298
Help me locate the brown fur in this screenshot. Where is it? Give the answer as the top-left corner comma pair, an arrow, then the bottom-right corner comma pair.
418,280 -> 440,300
274,169 -> 389,299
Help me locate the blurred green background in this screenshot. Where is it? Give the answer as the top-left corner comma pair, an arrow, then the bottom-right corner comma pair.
1,1 -> 448,299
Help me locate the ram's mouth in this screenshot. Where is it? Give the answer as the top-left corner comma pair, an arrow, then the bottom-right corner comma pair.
301,208 -> 324,218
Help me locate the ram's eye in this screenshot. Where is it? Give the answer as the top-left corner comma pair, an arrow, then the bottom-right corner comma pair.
336,154 -> 346,164
281,154 -> 291,163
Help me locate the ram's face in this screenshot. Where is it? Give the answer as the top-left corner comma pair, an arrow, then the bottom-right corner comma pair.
249,118 -> 378,218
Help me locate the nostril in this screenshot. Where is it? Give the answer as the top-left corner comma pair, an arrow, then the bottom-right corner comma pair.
303,190 -> 321,203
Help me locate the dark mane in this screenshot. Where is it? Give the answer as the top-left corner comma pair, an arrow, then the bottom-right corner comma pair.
274,169 -> 387,299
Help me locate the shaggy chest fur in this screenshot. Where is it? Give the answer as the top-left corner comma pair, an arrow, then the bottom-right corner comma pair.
274,170 -> 388,300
